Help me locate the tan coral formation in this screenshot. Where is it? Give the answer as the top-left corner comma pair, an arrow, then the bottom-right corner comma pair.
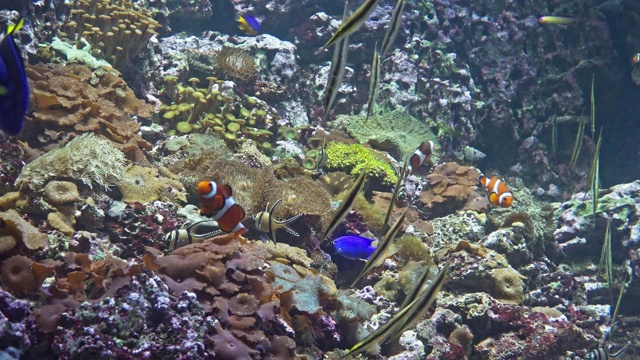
143,234 -> 333,358
60,0 -> 160,71
116,164 -> 187,204
0,209 -> 48,250
43,181 -> 80,204
419,162 -> 489,218
16,133 -> 127,191
171,153 -> 332,229
26,64 -> 153,161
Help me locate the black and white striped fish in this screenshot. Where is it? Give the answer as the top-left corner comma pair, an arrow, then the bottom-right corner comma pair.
164,219 -> 222,250
585,344 -> 630,360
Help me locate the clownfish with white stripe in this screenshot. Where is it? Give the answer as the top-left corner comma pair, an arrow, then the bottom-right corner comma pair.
478,174 -> 513,208
197,180 -> 247,235
407,141 -> 435,176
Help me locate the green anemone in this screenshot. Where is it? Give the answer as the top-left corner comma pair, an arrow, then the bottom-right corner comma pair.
176,121 -> 192,133
302,157 -> 317,170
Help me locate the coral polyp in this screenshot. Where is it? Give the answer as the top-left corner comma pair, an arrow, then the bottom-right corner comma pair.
215,46 -> 257,81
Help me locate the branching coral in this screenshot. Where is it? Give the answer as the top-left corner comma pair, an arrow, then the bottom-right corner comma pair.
59,0 -> 160,72
336,110 -> 437,158
325,142 -> 397,187
16,133 -> 126,191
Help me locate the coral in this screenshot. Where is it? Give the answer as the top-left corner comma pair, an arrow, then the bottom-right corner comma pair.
50,37 -> 112,69
158,76 -> 277,147
215,46 -> 257,81
269,259 -> 337,314
325,142 -> 397,187
143,235 -> 342,357
0,136 -> 25,194
0,289 -> 36,352
0,256 -> 44,295
24,63 -> 153,161
490,268 -> 526,305
105,201 -> 182,258
59,0 -> 160,73
51,273 -> 207,359
15,133 -> 126,191
419,162 -> 485,218
43,181 -> 80,205
0,235 -> 17,255
0,210 -> 48,250
336,110 -> 437,158
170,153 -> 332,231
394,235 -> 433,265
47,211 -> 76,237
116,164 -> 186,204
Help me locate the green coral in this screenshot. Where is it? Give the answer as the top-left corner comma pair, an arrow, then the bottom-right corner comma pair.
15,133 -> 126,190
325,142 -> 398,186
337,110 -> 436,159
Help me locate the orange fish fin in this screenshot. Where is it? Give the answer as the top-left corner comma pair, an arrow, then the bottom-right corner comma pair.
222,184 -> 233,196
488,192 -> 499,206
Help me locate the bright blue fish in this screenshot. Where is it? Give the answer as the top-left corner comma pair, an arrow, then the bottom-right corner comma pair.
0,17 -> 29,136
237,15 -> 261,36
333,235 -> 376,261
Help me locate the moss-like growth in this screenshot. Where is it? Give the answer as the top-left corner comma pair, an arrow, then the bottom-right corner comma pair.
16,133 -> 126,190
394,234 -> 433,265
337,110 -> 437,159
325,142 -> 397,186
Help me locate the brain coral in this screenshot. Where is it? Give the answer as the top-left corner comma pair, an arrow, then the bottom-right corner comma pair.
16,133 -> 126,191
337,110 -> 436,158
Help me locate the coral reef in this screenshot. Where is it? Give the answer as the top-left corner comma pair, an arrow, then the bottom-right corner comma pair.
325,142 -> 397,187
336,110 -> 437,158
116,164 -> 186,204
0,210 -> 48,251
24,63 -> 154,161
58,0 -> 160,73
15,133 -> 126,190
215,45 -> 257,81
419,162 -> 487,218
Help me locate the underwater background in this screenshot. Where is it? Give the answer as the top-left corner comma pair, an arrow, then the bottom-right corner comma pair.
0,0 -> 640,358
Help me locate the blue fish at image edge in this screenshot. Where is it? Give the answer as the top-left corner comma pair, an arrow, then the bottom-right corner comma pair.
0,17 -> 29,136
333,234 -> 377,261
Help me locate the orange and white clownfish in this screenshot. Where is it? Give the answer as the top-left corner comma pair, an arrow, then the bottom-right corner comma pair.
478,174 -> 513,208
197,181 -> 246,235
407,141 -> 435,176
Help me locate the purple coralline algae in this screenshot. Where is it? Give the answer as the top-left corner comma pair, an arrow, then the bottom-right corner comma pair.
52,273 -> 207,360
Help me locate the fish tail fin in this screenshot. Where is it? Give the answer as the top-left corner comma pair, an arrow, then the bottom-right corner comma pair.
7,17 -> 24,35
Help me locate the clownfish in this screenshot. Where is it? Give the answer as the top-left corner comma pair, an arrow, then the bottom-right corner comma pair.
407,141 -> 435,176
478,174 -> 513,208
632,53 -> 639,64
237,15 -> 261,36
197,181 -> 246,235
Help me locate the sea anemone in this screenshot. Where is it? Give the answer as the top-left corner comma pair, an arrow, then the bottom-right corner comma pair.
0,255 -> 38,295
215,46 -> 257,81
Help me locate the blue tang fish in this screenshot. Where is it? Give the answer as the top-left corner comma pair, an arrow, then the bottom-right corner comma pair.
237,14 -> 261,36
0,17 -> 29,136
333,235 -> 376,261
